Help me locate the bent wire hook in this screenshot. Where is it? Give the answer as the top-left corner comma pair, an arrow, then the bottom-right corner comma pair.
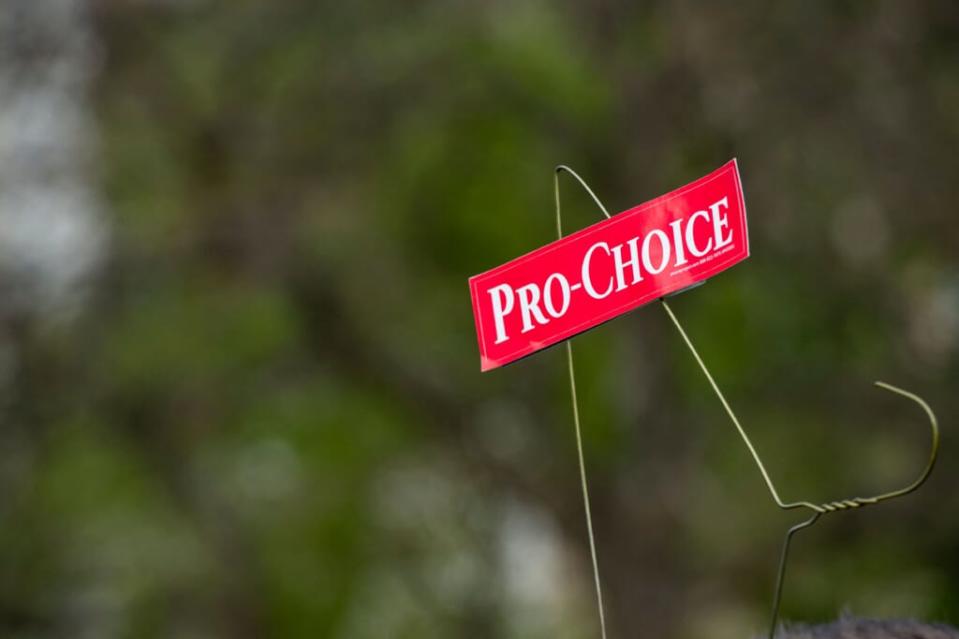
553,166 -> 940,639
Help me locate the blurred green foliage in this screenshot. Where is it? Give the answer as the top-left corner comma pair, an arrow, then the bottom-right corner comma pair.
1,1 -> 958,638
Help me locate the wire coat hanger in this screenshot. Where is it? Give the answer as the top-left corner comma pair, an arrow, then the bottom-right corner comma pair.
552,165 -> 940,639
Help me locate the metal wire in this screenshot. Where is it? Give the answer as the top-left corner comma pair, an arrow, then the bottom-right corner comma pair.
554,166 -> 611,639
550,165 -> 940,639
660,302 -> 939,639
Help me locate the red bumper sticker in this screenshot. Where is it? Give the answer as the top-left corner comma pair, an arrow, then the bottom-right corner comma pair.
469,159 -> 749,371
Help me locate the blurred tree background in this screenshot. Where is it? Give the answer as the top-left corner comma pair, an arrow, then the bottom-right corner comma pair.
0,0 -> 957,637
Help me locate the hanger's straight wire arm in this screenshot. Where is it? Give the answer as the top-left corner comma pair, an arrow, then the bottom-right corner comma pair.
555,166 -> 609,639
658,300 -> 823,513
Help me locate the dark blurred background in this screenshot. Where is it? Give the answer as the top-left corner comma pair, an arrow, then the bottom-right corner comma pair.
0,1 -> 957,637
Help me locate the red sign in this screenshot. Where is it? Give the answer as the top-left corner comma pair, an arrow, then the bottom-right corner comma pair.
469,159 -> 749,371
